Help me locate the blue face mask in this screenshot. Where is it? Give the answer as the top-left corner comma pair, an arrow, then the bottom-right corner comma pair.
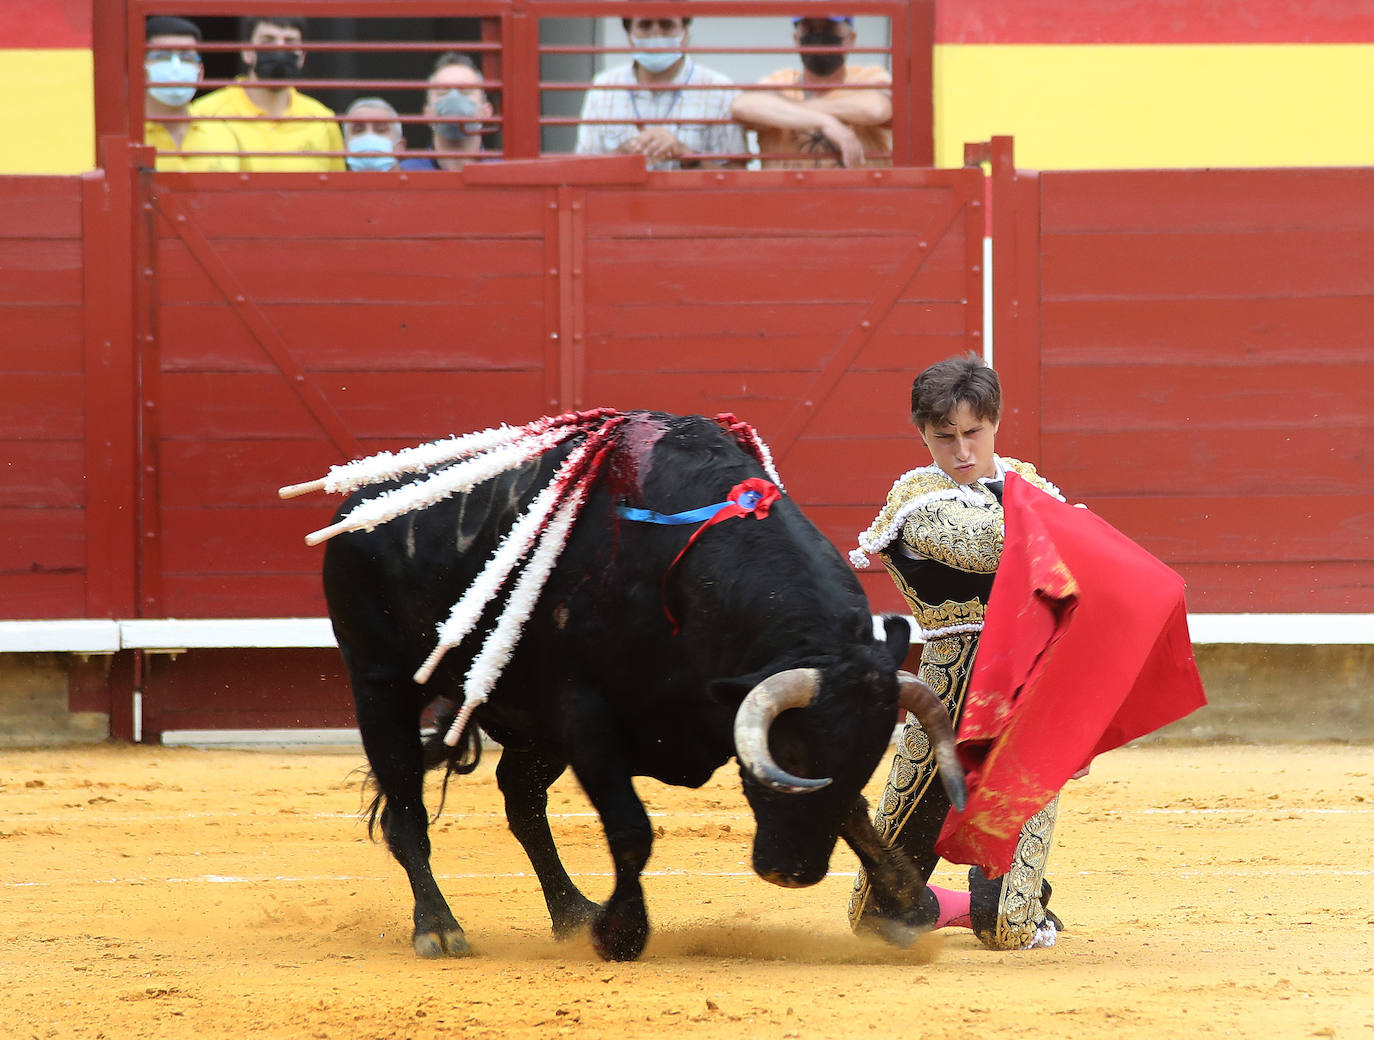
146,57 -> 198,107
633,35 -> 684,74
346,132 -> 397,171
432,90 -> 484,141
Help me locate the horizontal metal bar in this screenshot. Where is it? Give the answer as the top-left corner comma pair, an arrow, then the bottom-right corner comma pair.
170,42 -> 888,56
539,44 -> 892,54
539,80 -> 887,90
172,78 -> 881,93
184,78 -> 503,90
134,0 -> 910,16
143,149 -> 505,158
151,114 -> 504,124
188,41 -> 502,53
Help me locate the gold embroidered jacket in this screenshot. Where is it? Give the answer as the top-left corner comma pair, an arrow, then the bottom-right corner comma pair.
851,458 -> 1062,634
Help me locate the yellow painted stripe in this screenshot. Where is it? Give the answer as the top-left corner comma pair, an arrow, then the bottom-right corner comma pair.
0,50 -> 94,174
6,44 -> 1374,174
935,44 -> 1374,170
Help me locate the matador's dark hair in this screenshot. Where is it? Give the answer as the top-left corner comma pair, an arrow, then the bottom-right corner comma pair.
910,352 -> 1002,429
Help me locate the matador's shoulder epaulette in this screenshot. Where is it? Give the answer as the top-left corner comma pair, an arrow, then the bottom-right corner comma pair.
1001,457 -> 1065,501
849,465 -> 965,568
849,457 -> 1065,569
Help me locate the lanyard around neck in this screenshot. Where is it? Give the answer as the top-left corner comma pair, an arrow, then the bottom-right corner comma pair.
630,59 -> 693,125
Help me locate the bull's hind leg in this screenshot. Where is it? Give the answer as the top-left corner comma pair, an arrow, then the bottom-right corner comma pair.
496,748 -> 599,939
355,682 -> 470,958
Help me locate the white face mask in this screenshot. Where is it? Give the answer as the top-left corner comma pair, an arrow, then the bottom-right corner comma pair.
633,34 -> 684,74
146,56 -> 198,107
346,132 -> 398,171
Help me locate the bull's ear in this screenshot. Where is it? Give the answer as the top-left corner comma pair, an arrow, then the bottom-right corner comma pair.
880,615 -> 912,670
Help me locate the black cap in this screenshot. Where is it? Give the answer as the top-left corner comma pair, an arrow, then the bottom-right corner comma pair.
146,16 -> 203,43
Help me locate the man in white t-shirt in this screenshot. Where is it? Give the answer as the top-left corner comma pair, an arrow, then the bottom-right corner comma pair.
575,15 -> 747,170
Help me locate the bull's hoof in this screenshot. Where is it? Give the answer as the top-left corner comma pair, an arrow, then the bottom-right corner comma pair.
412,925 -> 471,958
590,902 -> 649,962
853,910 -> 926,949
551,897 -> 600,941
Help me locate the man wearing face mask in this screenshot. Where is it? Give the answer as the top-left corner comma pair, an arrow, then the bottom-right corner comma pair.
575,16 -> 747,170
731,15 -> 892,169
189,15 -> 344,172
143,16 -> 241,171
342,97 -> 403,172
399,53 -> 495,171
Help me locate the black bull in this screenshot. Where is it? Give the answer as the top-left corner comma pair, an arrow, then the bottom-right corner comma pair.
321,412 -> 966,960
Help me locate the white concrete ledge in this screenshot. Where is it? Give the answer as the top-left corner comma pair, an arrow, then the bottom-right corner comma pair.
119,618 -> 336,650
882,613 -> 1374,645
0,620 -> 120,653
1183,613 -> 1374,645
160,728 -> 361,747
2,614 -> 1372,654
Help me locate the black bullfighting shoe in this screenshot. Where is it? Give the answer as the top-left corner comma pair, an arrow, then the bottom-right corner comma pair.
968,867 -> 1063,951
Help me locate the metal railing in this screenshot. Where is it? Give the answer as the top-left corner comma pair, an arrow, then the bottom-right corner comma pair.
113,0 -> 931,172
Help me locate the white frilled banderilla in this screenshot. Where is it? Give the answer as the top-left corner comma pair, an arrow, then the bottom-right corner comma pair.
279,408 -> 786,750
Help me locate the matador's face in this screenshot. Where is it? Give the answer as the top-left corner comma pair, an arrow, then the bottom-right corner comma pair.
920,401 -> 999,485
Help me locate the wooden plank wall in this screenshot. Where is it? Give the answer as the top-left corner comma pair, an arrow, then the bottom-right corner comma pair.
148,179 -> 556,617
578,173 -> 984,614
1037,168 -> 1374,612
147,171 -> 983,620
0,179 -> 87,617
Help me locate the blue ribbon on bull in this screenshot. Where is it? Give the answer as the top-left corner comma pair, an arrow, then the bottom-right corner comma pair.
616,477 -> 781,632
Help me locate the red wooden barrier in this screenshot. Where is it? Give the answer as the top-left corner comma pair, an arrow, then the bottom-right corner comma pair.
137,163 -> 984,621
1033,166 -> 1374,612
0,179 -> 88,617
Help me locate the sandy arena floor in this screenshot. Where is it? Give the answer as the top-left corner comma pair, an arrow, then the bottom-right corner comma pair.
3,741 -> 1372,1040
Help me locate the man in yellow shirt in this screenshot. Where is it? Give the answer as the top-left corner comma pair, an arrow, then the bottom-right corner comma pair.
731,15 -> 892,169
143,16 -> 241,172
189,15 -> 344,172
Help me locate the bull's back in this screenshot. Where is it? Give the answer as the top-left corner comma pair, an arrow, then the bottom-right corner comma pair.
322,452 -> 559,669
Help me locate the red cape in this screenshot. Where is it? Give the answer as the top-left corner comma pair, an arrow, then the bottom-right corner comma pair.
934,472 -> 1207,877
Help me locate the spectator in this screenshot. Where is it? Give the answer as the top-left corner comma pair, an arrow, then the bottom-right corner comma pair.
400,53 -> 494,171
575,16 -> 747,170
142,16 -> 240,171
342,97 -> 403,171
189,15 -> 344,172
731,15 -> 892,168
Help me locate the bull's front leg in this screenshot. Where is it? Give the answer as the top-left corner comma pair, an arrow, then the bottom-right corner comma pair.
496,747 -> 600,939
839,796 -> 939,947
562,694 -> 654,961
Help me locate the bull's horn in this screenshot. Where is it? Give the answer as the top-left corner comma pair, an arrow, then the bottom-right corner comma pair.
733,668 -> 832,794
896,671 -> 968,812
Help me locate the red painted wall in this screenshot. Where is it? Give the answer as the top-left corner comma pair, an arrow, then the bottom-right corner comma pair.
140,166 -> 983,619
4,162 -> 1371,633
0,179 -> 88,617
1035,168 -> 1374,611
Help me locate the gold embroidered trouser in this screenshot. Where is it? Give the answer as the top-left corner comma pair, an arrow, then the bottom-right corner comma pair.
848,632 -> 1058,950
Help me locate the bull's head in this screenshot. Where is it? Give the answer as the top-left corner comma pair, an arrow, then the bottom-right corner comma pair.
727,618 -> 967,902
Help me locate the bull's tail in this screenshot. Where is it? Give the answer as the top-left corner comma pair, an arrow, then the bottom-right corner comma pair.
362,724 -> 483,840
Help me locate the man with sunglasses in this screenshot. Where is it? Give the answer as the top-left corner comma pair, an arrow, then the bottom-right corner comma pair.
142,16 -> 241,171
731,15 -> 892,169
